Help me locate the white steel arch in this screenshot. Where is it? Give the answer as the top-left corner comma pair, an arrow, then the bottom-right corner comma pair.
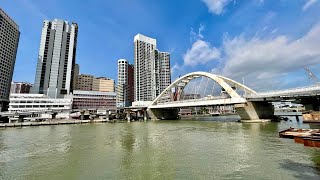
151,71 -> 256,106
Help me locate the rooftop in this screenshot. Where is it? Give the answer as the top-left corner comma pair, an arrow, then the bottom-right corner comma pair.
134,33 -> 157,46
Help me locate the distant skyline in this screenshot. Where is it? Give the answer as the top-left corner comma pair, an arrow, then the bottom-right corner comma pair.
1,0 -> 320,91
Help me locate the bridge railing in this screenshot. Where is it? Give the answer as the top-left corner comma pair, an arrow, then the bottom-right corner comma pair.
245,85 -> 320,98
156,96 -> 227,105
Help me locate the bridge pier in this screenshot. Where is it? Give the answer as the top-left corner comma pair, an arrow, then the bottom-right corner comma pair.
126,112 -> 131,122
147,108 -> 179,120
143,110 -> 148,121
18,115 -> 26,123
106,110 -> 109,121
51,113 -> 57,119
235,102 -> 276,122
80,110 -> 85,120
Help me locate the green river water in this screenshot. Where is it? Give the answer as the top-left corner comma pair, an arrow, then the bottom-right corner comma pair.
1,120 -> 320,179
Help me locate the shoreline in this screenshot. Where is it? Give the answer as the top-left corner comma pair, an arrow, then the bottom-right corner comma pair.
0,119 -> 116,128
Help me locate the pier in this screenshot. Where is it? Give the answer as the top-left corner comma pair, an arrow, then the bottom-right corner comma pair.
0,119 -> 111,128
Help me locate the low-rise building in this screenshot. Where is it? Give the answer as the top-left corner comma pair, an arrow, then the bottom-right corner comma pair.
76,75 -> 115,92
72,90 -> 116,112
92,77 -> 115,92
76,74 -> 94,91
8,93 -> 72,118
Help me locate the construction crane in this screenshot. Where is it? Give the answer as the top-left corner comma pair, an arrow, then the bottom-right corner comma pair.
304,67 -> 320,85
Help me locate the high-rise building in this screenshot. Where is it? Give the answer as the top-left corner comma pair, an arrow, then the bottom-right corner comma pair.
10,82 -> 33,94
127,63 -> 134,104
133,34 -> 171,102
117,59 -> 134,107
152,50 -> 171,98
0,8 -> 20,111
33,19 -> 78,98
76,74 -> 115,92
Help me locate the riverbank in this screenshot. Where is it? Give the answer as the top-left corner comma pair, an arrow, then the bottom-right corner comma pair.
0,119 -> 114,128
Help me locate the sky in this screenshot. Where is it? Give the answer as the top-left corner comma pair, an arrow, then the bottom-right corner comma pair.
1,0 -> 320,92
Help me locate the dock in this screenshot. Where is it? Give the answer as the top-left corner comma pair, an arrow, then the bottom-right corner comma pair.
0,119 -> 110,128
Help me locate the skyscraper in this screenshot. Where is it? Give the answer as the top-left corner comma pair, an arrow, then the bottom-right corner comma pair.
133,34 -> 171,102
117,59 -> 134,107
0,8 -> 20,111
33,19 -> 78,98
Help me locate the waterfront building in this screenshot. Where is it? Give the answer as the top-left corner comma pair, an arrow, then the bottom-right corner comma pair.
33,19 -> 78,98
8,93 -> 72,118
133,34 -> 171,102
76,74 -> 115,92
10,82 -> 33,94
0,8 -> 20,111
117,59 -> 134,107
71,90 -> 116,112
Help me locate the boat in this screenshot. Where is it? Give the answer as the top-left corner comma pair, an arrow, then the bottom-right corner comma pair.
302,111 -> 320,123
278,128 -> 316,139
279,128 -> 320,148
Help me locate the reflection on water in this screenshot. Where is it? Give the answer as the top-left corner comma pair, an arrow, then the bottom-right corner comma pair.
0,120 -> 320,179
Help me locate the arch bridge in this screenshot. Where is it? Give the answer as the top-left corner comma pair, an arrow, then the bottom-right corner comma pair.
147,72 -> 320,121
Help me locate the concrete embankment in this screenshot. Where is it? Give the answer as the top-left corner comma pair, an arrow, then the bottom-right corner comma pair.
0,119 -> 110,128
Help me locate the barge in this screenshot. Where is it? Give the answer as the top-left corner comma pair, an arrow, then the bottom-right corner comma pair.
279,128 -> 320,148
302,111 -> 320,123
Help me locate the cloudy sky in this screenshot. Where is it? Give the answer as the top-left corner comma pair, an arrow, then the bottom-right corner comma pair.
2,0 -> 320,91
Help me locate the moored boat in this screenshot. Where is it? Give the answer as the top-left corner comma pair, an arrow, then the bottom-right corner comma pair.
279,128 -> 320,148
279,128 -> 317,139
303,111 -> 320,123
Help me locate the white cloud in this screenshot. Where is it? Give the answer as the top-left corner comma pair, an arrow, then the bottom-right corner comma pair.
198,24 -> 205,39
184,25 -> 220,67
183,40 -> 221,66
171,63 -> 182,75
215,24 -> 320,90
201,0 -> 231,15
190,24 -> 206,41
182,24 -> 320,89
303,0 -> 318,11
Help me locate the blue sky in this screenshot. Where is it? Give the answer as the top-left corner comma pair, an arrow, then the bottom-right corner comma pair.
2,0 -> 320,91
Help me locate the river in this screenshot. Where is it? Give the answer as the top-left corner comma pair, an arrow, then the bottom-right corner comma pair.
1,120 -> 320,179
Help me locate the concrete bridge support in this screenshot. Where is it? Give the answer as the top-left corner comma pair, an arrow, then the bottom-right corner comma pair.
51,113 -> 57,119
235,102 -> 275,122
143,110 -> 148,121
18,115 -> 26,123
147,108 -> 179,120
126,112 -> 131,122
80,110 -> 85,120
106,110 -> 109,121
